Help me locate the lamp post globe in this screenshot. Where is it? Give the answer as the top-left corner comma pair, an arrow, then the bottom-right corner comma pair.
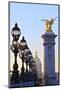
19,36 -> 27,50
11,23 -> 21,41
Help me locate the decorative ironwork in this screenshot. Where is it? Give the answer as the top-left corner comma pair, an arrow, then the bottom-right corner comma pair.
10,23 -> 38,87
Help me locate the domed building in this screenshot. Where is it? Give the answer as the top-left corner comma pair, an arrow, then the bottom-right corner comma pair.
34,50 -> 42,80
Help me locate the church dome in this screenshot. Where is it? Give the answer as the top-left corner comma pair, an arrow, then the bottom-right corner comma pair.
34,50 -> 42,79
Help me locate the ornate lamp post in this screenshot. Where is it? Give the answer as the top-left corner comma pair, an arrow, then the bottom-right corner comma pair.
19,36 -> 27,74
19,36 -> 28,83
23,47 -> 34,82
10,23 -> 21,85
24,47 -> 32,73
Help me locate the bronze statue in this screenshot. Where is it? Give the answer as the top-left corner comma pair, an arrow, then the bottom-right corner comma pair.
41,18 -> 56,32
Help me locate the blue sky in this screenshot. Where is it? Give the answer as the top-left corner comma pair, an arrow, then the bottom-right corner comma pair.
10,2 -> 59,72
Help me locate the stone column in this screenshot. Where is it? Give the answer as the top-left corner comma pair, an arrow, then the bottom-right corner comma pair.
42,32 -> 57,85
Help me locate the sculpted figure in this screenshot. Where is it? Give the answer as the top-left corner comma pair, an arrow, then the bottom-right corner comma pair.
41,18 -> 56,32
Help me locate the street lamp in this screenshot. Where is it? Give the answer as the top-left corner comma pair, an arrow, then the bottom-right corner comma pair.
10,23 -> 21,85
24,47 -> 31,73
23,46 -> 35,82
19,36 -> 27,74
11,23 -> 21,41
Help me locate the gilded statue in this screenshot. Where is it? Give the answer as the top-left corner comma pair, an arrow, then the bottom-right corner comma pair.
41,18 -> 56,32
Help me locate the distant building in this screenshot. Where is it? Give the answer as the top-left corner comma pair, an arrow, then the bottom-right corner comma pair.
34,50 -> 42,80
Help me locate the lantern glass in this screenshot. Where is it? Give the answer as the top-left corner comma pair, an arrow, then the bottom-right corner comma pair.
11,30 -> 21,36
20,42 -> 27,47
12,41 -> 18,46
24,48 -> 29,53
28,54 -> 32,57
20,36 -> 27,49
12,41 -> 17,45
